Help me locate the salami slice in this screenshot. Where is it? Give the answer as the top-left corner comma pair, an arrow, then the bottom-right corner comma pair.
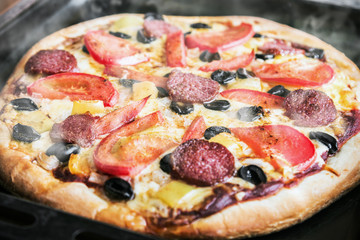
170,139 -> 235,186
167,70 -> 219,103
25,50 -> 77,75
283,89 -> 337,127
143,19 -> 180,38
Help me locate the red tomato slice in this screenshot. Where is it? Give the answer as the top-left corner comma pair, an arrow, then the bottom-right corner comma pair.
185,23 -> 254,53
95,96 -> 149,136
27,73 -> 119,107
252,59 -> 334,87
93,111 -> 165,176
166,30 -> 187,67
199,50 -> 254,72
182,116 -> 207,143
104,65 -> 168,89
220,89 -> 284,108
231,125 -> 316,172
84,30 -> 148,66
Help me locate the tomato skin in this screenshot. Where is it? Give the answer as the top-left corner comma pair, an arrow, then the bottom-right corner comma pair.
220,88 -> 284,108
95,96 -> 149,136
185,23 -> 254,53
182,116 -> 207,143
27,73 -> 119,107
166,30 -> 187,67
252,60 -> 334,87
231,125 -> 316,172
93,111 -> 166,176
199,50 -> 254,72
84,30 -> 148,66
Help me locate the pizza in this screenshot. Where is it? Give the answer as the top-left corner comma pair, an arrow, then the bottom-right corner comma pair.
0,13 -> 359,239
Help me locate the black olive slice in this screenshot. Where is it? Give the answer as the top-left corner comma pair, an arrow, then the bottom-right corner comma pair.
267,85 -> 290,97
104,178 -> 134,201
163,72 -> 171,78
10,98 -> 38,111
170,101 -> 194,115
236,68 -> 256,79
199,50 -> 221,62
190,22 -> 211,29
204,126 -> 231,140
203,100 -> 230,111
119,79 -> 140,88
237,165 -> 267,185
237,106 -> 264,122
137,29 -> 156,44
184,31 -> 192,37
12,124 -> 41,143
309,131 -> 338,154
82,45 -> 89,54
157,87 -> 169,98
211,70 -> 236,85
160,153 -> 172,173
144,12 -> 164,21
109,31 -> 131,39
255,53 -> 275,60
305,48 -> 325,60
46,142 -> 80,163
253,33 -> 266,38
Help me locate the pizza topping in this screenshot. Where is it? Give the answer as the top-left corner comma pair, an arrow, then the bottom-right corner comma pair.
104,178 -> 134,201
337,110 -> 360,148
204,126 -> 231,140
50,113 -> 99,148
24,50 -> 77,75
210,70 -> 236,85
170,101 -> 194,115
93,111 -> 166,176
10,98 -> 38,111
144,19 -> 180,38
71,100 -> 105,115
255,53 -> 275,61
137,29 -> 156,44
12,123 -> 41,143
283,89 -> 337,127
258,39 -> 305,55
182,116 -> 207,143
231,125 -> 316,172
236,68 -> 256,79
185,23 -> 254,53
237,106 -> 264,122
160,153 -> 172,174
253,33 -> 266,38
237,165 -> 267,185
199,50 -> 221,62
203,100 -> 231,111
95,96 -> 149,136
105,66 -> 168,89
170,139 -> 235,186
309,132 -> 338,155
252,60 -> 334,87
46,142 -> 80,163
27,73 -> 119,107
157,87 -> 169,98
190,22 -> 211,29
167,70 -> 220,103
84,30 -> 148,65
220,89 -> 284,109
267,85 -> 290,97
109,31 -> 131,39
199,50 -> 254,72
290,42 -> 326,61
82,45 -> 89,54
165,30 -> 187,67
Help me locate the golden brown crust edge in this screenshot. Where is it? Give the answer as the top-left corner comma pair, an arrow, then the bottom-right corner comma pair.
0,14 -> 359,239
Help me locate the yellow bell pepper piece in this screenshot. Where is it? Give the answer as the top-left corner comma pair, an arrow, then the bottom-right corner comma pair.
71,100 -> 105,115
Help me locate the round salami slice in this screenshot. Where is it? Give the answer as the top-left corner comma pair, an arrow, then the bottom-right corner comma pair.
167,70 -> 220,103
143,19 -> 180,38
170,139 -> 235,186
25,50 -> 77,75
283,89 -> 337,127
50,113 -> 99,148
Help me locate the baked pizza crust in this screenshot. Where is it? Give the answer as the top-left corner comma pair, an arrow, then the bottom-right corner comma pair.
0,15 -> 359,239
